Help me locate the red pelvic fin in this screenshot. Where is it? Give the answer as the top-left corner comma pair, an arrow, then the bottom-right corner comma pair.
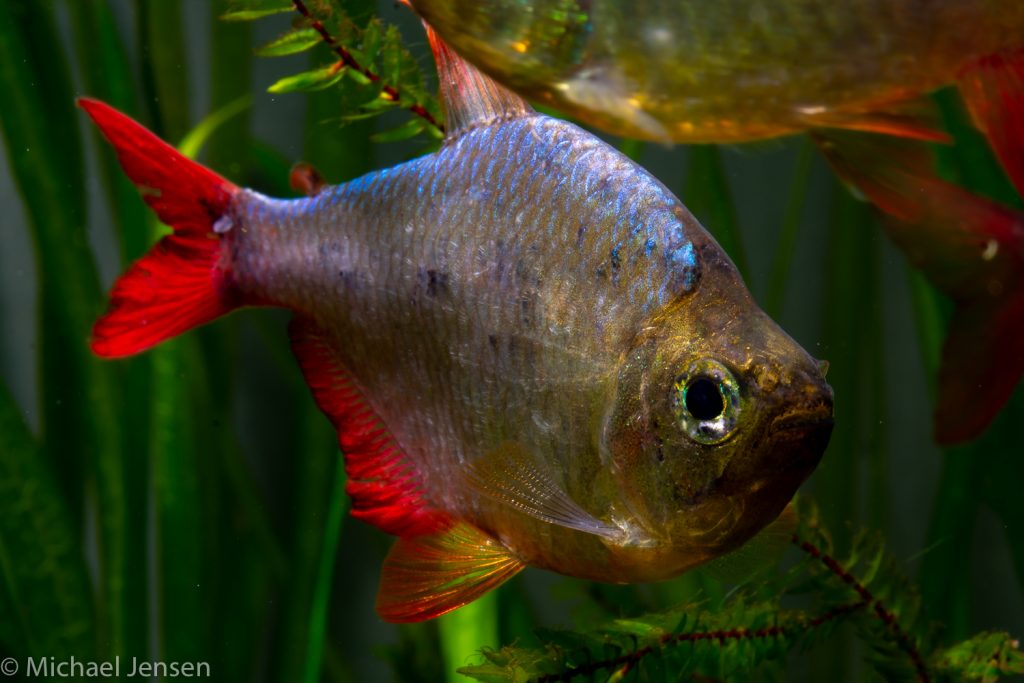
959,48 -> 1024,195
803,97 -> 951,143
376,521 -> 524,623
289,317 -> 448,537
814,131 -> 1024,443
78,98 -> 241,357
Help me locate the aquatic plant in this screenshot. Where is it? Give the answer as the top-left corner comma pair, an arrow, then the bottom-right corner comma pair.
0,1 -> 1021,681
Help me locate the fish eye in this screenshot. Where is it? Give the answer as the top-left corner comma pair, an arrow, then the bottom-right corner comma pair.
672,359 -> 741,445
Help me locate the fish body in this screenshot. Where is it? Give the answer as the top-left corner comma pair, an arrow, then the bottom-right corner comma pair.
80,34 -> 832,620
410,0 -> 1024,142
411,0 -> 1024,444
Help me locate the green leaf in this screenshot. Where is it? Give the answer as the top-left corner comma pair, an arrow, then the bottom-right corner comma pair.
439,591 -> 500,683
371,117 -> 426,143
0,383 -> 95,659
268,65 -> 344,94
933,631 -> 1024,681
0,0 -> 126,662
178,95 -> 253,159
221,6 -> 292,21
256,27 -> 321,57
344,67 -> 374,86
683,145 -> 750,279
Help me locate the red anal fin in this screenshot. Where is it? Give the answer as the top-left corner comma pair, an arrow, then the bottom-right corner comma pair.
376,521 -> 524,623
288,317 -> 448,537
814,130 -> 1024,443
79,98 -> 241,357
959,48 -> 1024,195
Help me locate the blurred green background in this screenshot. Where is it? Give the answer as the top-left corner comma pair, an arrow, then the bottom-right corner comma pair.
0,1 -> 1022,681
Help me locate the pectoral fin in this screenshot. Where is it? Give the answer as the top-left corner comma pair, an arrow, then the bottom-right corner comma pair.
376,521 -> 524,622
702,503 -> 797,584
464,441 -> 622,540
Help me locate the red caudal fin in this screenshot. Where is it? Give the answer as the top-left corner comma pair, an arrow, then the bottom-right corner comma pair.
959,49 -> 1024,195
814,130 -> 1024,444
288,317 -> 449,537
78,98 -> 241,358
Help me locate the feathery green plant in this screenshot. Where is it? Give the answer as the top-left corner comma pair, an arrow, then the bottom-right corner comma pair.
459,499 -> 1023,683
226,0 -> 443,141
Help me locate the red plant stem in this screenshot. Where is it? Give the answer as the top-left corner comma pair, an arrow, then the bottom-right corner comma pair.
533,600 -> 868,683
291,0 -> 444,134
792,534 -> 932,683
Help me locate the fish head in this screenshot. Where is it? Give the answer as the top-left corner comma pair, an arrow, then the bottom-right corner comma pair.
602,239 -> 833,569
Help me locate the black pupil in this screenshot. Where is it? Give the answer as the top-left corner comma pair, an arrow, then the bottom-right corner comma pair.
686,378 -> 724,421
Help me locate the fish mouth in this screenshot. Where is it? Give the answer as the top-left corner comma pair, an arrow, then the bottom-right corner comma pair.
770,407 -> 834,435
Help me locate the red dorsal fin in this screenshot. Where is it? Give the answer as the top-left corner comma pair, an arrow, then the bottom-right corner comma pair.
376,521 -> 524,623
814,130 -> 1024,443
959,48 -> 1024,195
78,98 -> 241,357
288,317 -> 448,537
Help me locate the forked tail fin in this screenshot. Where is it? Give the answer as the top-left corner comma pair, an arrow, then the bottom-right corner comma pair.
814,130 -> 1024,444
959,48 -> 1024,197
78,98 -> 242,358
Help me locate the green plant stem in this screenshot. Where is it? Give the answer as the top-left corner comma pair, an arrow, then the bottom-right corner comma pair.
439,591 -> 500,683
303,458 -> 349,683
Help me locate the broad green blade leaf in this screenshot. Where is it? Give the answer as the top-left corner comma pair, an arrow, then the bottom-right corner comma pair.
766,139 -> 814,318
439,591 -> 499,683
178,95 -> 253,160
66,0 -> 149,262
137,0 -> 191,141
0,0 -> 126,662
683,145 -> 750,279
0,383 -> 95,659
65,0 -> 152,662
136,1 -> 205,667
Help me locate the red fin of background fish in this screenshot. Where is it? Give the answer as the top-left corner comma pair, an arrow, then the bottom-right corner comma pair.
289,161 -> 326,197
423,23 -> 532,138
958,48 -> 1024,195
464,441 -> 622,539
78,98 -> 241,358
814,131 -> 1024,443
376,520 -> 524,623
803,97 -> 950,143
289,317 -> 448,537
